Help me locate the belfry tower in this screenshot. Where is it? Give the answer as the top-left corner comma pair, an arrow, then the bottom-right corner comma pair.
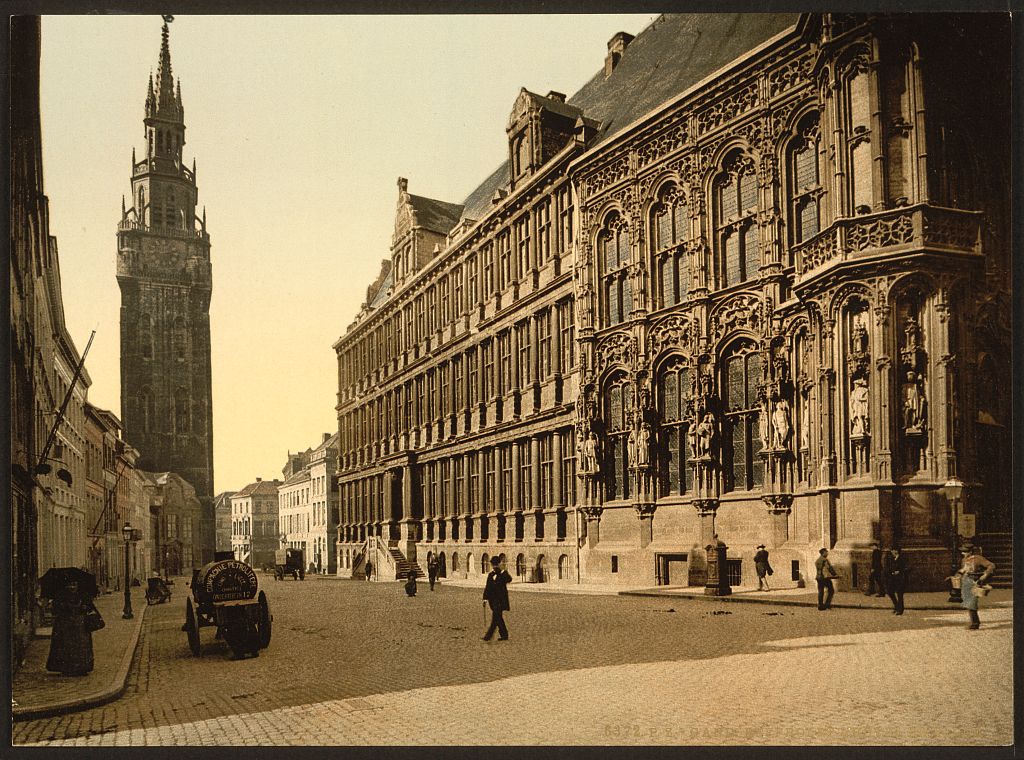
117,20 -> 214,562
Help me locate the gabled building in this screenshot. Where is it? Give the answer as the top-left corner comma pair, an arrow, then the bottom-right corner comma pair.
279,433 -> 340,575
231,478 -> 282,569
342,13 -> 1010,590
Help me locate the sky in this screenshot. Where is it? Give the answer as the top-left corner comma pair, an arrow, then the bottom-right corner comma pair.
39,13 -> 657,494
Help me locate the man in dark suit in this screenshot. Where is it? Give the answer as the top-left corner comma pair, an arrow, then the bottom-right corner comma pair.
815,548 -> 838,611
865,542 -> 885,597
482,555 -> 512,641
884,547 -> 908,615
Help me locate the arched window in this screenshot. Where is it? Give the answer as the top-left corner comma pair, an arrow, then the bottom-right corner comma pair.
466,553 -> 474,575
604,373 -> 632,500
451,553 -> 459,573
714,153 -> 759,288
558,554 -> 569,580
722,342 -> 763,492
172,316 -> 187,361
651,185 -> 690,309
174,387 -> 190,435
844,52 -> 874,214
789,114 -> 822,245
139,314 -> 154,360
658,357 -> 691,496
481,553 -> 490,574
599,213 -> 631,326
515,553 -> 525,578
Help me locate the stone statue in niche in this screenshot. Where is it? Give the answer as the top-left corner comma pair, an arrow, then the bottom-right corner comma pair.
771,398 -> 791,449
851,315 -> 869,356
579,431 -> 600,474
627,427 -> 638,464
758,396 -> 771,448
686,421 -> 698,460
696,412 -> 716,458
850,377 -> 870,438
902,371 -> 926,433
636,423 -> 651,467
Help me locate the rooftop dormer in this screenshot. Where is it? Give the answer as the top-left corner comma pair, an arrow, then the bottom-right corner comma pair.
506,88 -> 585,192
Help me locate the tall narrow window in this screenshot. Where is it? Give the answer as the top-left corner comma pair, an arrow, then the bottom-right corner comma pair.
605,374 -> 632,500
536,200 -> 551,267
174,387 -> 190,435
537,309 -> 552,379
139,314 -> 154,360
846,54 -> 874,214
516,322 -> 530,388
557,185 -> 574,255
658,359 -> 691,496
518,441 -> 532,511
715,153 -> 759,288
498,232 -> 512,291
515,215 -> 531,278
559,300 -> 575,372
560,428 -> 576,507
722,343 -> 763,492
651,185 -> 689,309
172,316 -> 187,361
790,114 -> 822,246
539,435 -> 553,509
600,213 -> 631,326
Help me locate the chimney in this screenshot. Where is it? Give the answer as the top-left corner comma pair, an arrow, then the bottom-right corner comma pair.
323,433 -> 331,443
546,90 -> 566,103
256,477 -> 262,482
604,31 -> 635,78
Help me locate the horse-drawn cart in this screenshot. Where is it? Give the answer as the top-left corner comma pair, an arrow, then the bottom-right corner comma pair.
184,559 -> 271,659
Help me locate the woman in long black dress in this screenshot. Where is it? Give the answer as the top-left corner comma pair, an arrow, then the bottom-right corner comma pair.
46,580 -> 96,676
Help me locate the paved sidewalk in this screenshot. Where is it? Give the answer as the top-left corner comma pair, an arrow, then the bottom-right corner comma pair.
11,581 -> 163,721
623,584 -> 1015,610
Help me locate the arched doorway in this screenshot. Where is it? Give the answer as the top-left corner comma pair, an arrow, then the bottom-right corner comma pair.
515,553 -> 526,580
536,554 -> 548,583
558,554 -> 569,581
437,552 -> 447,578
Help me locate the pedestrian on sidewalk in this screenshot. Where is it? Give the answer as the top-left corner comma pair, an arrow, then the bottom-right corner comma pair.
754,544 -> 773,591
815,548 -> 838,611
46,579 -> 98,677
482,556 -> 512,641
957,545 -> 995,630
427,553 -> 438,591
884,547 -> 908,615
405,569 -> 418,597
865,542 -> 886,597
364,560 -> 373,581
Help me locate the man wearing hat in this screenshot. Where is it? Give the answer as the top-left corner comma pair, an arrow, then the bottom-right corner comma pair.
754,544 -> 773,591
482,555 -> 513,641
864,541 -> 885,597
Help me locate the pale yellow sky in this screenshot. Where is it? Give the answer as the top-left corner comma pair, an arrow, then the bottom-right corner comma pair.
39,13 -> 656,493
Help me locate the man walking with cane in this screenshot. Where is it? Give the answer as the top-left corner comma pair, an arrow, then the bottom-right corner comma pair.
482,555 -> 512,641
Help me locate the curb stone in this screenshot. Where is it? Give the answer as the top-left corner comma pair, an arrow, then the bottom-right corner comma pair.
12,601 -> 149,722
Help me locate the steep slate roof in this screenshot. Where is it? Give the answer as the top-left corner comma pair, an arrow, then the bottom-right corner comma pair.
235,479 -> 282,498
459,12 -> 800,222
368,265 -> 394,308
408,193 -> 465,236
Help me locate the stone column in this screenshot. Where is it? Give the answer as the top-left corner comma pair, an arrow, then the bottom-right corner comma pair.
552,430 -> 563,508
872,306 -> 894,483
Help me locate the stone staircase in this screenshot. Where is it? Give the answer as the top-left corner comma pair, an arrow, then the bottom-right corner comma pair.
975,532 -> 1012,588
387,545 -> 423,580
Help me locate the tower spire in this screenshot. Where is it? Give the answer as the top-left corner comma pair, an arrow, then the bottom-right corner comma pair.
153,20 -> 180,121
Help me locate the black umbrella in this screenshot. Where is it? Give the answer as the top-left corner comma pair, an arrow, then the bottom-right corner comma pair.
39,567 -> 98,599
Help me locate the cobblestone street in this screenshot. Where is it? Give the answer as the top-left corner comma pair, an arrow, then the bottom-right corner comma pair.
13,576 -> 1013,746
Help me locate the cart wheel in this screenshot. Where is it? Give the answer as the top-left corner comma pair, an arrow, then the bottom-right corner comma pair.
299,568 -> 305,581
185,599 -> 201,657
257,591 -> 272,649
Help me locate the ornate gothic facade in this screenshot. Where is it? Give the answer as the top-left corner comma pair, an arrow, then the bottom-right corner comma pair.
334,13 -> 1011,590
117,23 -> 215,563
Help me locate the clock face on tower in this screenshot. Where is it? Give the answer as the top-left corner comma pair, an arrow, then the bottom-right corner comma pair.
118,20 -> 214,547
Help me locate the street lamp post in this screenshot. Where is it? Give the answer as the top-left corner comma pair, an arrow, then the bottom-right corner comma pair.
942,477 -> 965,603
122,522 -> 135,619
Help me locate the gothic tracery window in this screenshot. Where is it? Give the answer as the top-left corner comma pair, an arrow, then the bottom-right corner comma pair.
844,51 -> 875,214
599,213 -> 632,326
651,185 -> 689,309
722,342 -> 763,492
172,316 -> 187,361
714,153 -> 760,288
789,114 -> 823,245
604,373 -> 632,500
658,357 -> 691,496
